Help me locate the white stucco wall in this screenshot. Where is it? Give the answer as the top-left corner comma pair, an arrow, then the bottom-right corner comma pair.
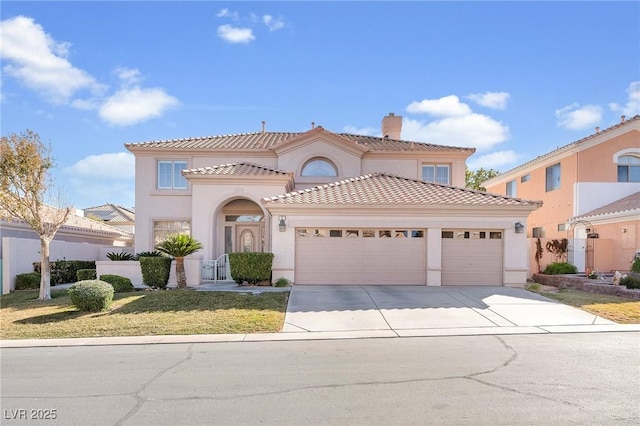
574,182 -> 640,216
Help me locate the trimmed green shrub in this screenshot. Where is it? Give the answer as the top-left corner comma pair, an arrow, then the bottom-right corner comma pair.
15,272 -> 41,290
621,275 -> 640,289
15,272 -> 57,289
77,269 -> 97,281
139,256 -> 172,289
273,277 -> 290,287
106,252 -> 134,261
632,258 -> 640,274
543,262 -> 578,275
33,260 -> 96,284
99,274 -> 134,293
68,280 -> 114,311
228,252 -> 274,285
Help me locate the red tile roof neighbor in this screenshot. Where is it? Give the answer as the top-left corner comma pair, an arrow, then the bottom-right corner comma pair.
570,191 -> 640,221
125,131 -> 474,153
263,173 -> 542,207
183,162 -> 292,177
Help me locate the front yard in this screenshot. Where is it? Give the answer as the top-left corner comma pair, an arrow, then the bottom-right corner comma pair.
527,284 -> 640,324
0,289 -> 289,340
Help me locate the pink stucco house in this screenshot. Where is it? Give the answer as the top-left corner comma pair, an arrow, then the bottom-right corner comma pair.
125,114 -> 540,286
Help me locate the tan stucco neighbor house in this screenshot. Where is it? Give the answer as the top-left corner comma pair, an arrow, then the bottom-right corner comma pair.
483,115 -> 640,274
126,114 -> 540,287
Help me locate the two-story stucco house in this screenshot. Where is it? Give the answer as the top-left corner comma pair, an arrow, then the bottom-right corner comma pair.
483,115 -> 640,273
125,114 -> 540,287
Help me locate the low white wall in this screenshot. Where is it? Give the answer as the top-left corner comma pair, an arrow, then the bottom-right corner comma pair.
2,237 -> 112,294
96,256 -> 202,288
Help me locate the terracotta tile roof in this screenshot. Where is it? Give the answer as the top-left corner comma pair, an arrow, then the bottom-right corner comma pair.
183,162 -> 293,177
487,115 -> 640,181
263,173 -> 541,207
83,203 -> 135,223
125,129 -> 474,153
570,191 -> 640,221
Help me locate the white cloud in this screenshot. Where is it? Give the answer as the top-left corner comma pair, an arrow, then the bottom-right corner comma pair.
114,67 -> 142,86
467,150 -> 520,171
216,9 -> 239,20
402,114 -> 509,152
99,86 -> 179,126
609,81 -> 640,117
555,103 -> 602,130
0,15 -> 106,104
63,152 -> 135,179
467,92 -> 510,110
63,152 -> 136,208
217,24 -> 255,43
406,95 -> 472,117
263,15 -> 284,32
343,125 -> 380,136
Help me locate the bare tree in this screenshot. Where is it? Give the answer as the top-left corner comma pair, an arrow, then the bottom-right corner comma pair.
0,130 -> 71,300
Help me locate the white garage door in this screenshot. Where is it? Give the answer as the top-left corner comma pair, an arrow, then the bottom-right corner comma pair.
295,228 -> 426,285
441,229 -> 503,286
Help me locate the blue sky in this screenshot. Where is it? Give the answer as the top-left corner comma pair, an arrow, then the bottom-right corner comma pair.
1,1 -> 639,210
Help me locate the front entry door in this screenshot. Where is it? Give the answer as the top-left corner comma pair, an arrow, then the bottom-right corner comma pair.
236,225 -> 262,252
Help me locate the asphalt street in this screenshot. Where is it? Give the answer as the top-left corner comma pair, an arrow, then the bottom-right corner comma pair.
1,332 -> 639,425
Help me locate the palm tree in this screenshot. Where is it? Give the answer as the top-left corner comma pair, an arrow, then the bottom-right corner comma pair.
155,233 -> 203,288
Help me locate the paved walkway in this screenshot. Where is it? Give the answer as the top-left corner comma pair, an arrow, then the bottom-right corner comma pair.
2,285 -> 639,348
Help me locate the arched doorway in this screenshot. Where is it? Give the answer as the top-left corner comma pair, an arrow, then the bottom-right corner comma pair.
221,199 -> 265,253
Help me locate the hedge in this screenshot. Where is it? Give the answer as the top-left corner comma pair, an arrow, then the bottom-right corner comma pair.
621,275 -> 640,289
543,262 -> 578,275
33,260 -> 96,284
77,269 -> 97,281
139,256 -> 172,289
228,252 -> 274,285
99,274 -> 134,293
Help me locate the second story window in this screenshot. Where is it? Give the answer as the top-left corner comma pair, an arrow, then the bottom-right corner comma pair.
618,155 -> 640,182
301,158 -> 337,177
422,164 -> 449,185
158,160 -> 188,189
506,180 -> 517,197
545,163 -> 561,192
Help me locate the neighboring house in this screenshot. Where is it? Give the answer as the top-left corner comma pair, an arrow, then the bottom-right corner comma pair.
125,114 -> 540,286
83,203 -> 135,234
483,115 -> 640,273
1,206 -> 134,293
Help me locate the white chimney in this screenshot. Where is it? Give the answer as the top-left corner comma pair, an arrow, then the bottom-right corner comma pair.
382,112 -> 402,140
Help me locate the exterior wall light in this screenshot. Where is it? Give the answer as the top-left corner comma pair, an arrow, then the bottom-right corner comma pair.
278,216 -> 287,232
514,222 -> 525,234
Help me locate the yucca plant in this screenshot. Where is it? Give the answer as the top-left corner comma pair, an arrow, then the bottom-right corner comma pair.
155,233 -> 203,288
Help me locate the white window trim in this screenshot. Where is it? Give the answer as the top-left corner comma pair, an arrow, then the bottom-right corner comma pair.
612,148 -> 640,163
422,164 -> 450,185
157,160 -> 188,190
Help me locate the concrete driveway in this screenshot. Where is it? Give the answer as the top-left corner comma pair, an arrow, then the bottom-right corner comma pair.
283,285 -> 627,338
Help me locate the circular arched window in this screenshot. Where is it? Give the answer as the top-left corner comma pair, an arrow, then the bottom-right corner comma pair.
301,158 -> 338,177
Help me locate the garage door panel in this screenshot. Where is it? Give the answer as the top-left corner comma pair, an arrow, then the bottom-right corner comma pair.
295,229 -> 425,285
442,231 -> 503,286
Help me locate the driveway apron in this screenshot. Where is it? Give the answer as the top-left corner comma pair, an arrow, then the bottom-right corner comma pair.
283,285 -> 615,334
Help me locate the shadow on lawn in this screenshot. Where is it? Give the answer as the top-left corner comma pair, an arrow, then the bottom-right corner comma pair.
14,290 -> 288,325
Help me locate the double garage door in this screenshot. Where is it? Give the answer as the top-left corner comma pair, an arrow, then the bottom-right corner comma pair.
295,228 -> 503,286
295,228 -> 426,285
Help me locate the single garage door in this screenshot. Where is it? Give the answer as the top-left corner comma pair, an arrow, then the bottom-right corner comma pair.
295,228 -> 426,285
441,229 -> 503,285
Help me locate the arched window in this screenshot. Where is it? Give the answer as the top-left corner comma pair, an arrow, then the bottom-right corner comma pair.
618,155 -> 640,182
301,158 -> 337,177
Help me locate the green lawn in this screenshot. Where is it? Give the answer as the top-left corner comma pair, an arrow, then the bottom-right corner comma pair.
527,285 -> 640,324
0,289 -> 289,340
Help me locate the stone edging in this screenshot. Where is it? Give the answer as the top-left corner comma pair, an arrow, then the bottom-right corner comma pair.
532,274 -> 640,300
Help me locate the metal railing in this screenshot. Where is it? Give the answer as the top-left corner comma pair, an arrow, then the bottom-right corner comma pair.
201,254 -> 231,282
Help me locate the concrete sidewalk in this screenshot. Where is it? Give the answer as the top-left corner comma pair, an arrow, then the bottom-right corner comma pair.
2,285 -> 639,348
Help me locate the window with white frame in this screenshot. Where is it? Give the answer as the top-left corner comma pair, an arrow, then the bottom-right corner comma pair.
506,180 -> 517,197
617,155 -> 640,182
545,163 -> 561,192
153,220 -> 191,245
158,160 -> 188,189
422,164 -> 449,185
